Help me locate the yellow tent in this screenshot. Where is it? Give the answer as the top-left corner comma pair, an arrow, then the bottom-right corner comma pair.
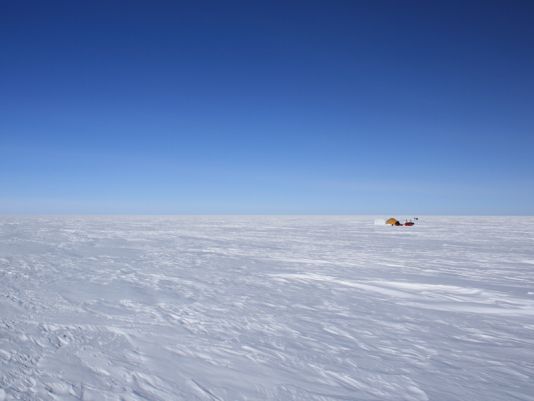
386,217 -> 399,225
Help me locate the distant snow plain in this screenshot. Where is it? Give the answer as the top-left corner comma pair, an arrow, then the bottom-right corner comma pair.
1,216 -> 533,401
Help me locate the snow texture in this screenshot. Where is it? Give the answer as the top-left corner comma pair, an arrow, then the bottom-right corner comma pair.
1,216 -> 533,401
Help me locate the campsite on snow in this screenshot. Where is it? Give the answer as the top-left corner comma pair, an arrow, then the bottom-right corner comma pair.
2,1 -> 534,400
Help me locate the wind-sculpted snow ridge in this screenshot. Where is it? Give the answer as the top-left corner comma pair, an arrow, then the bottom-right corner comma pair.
0,216 -> 533,401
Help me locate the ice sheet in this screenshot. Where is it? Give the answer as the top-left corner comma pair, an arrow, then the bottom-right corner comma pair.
1,216 -> 533,400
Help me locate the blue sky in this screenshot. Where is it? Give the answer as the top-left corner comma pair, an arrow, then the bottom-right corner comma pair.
1,1 -> 533,214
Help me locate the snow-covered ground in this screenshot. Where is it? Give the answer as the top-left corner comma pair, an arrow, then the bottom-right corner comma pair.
1,216 -> 533,401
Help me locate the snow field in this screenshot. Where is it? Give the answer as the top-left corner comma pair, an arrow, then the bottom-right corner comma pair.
0,216 -> 533,400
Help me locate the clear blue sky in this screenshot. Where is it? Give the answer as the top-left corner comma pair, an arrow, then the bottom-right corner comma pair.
1,1 -> 533,214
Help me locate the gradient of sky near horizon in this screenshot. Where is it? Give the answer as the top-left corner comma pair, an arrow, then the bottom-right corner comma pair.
1,1 -> 533,214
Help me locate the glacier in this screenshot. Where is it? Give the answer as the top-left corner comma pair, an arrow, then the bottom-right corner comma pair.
0,216 -> 533,400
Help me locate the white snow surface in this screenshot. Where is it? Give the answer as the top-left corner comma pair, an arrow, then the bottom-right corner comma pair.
1,216 -> 533,401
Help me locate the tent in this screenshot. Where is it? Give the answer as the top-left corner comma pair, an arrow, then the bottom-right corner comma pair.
386,217 -> 400,226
